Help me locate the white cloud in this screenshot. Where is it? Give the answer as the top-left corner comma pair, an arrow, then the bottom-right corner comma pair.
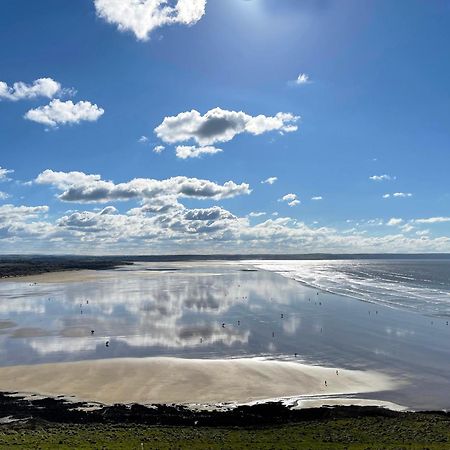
0,167 -> 14,182
295,73 -> 310,85
0,78 -> 62,101
383,192 -> 412,199
0,192 -> 10,200
369,174 -> 395,181
248,212 -> 266,218
138,135 -> 149,143
24,99 -> 104,127
94,0 -> 207,41
400,224 -> 414,233
393,192 -> 412,198
387,218 -> 403,226
311,196 -> 323,201
153,145 -> 165,153
279,193 -> 300,207
35,169 -> 251,203
415,217 -> 450,224
261,177 -> 278,185
155,108 -> 299,146
175,145 -> 222,159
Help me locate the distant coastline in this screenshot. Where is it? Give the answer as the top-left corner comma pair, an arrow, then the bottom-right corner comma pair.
1,253 -> 450,279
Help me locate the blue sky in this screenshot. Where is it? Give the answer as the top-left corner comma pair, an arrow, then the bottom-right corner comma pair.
1,0 -> 449,254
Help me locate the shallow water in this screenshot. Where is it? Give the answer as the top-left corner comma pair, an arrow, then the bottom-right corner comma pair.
251,259 -> 450,317
1,260 -> 450,409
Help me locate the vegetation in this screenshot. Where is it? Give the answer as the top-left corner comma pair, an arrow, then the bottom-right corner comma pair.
2,414 -> 450,449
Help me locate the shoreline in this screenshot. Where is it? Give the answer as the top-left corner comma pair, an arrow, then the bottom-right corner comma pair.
0,357 -> 402,408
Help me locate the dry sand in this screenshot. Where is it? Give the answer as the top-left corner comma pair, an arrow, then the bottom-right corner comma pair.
0,357 -> 400,406
0,270 -> 113,284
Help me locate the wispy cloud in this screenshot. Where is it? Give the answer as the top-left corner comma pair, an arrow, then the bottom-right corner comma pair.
295,73 -> 310,85
153,145 -> 165,154
261,176 -> 278,185
369,174 -> 396,181
387,218 -> 403,226
415,217 -> 450,224
0,167 -> 14,182
175,145 -> 222,159
383,192 -> 412,199
311,196 -> 323,201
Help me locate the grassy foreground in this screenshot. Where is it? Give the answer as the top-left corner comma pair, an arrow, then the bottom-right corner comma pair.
2,414 -> 450,449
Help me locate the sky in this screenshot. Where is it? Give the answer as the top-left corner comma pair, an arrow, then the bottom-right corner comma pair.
1,0 -> 450,254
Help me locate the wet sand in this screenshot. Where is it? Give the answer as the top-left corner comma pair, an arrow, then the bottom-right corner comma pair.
0,357 -> 399,406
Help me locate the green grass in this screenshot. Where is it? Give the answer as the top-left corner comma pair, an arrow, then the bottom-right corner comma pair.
2,414 -> 450,449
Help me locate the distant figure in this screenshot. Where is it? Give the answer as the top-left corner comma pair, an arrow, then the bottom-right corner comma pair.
317,292 -> 319,296
86,300 -> 89,304
281,313 -> 284,319
237,320 -> 240,326
308,298 -> 311,302
222,322 -> 225,328
447,321 -> 449,326
319,302 -> 322,306
272,331 -> 275,338
375,311 -> 378,314
80,310 -> 83,315
336,370 -> 339,376
320,327 -> 322,333
324,380 -> 327,386
105,341 -> 109,347
294,352 -> 298,358
200,338 -> 203,343
91,330 -> 95,335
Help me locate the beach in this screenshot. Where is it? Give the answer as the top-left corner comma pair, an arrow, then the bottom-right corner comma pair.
0,357 -> 398,406
1,259 -> 450,410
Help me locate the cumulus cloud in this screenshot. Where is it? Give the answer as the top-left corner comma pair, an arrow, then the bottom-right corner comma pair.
0,78 -> 62,101
35,169 -> 251,203
0,204 -> 52,242
383,192 -> 412,199
94,0 -> 207,41
155,108 -> 299,146
249,212 -> 266,218
175,145 -> 222,159
387,218 -> 403,226
279,193 -> 300,207
414,217 -> 450,224
0,167 -> 14,182
311,196 -> 323,201
153,145 -> 165,153
261,176 -> 277,185
0,192 -> 10,200
2,197 -> 450,254
24,99 -> 104,127
369,174 -> 395,181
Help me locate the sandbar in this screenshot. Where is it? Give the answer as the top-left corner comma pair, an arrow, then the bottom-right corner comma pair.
0,357 -> 400,406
